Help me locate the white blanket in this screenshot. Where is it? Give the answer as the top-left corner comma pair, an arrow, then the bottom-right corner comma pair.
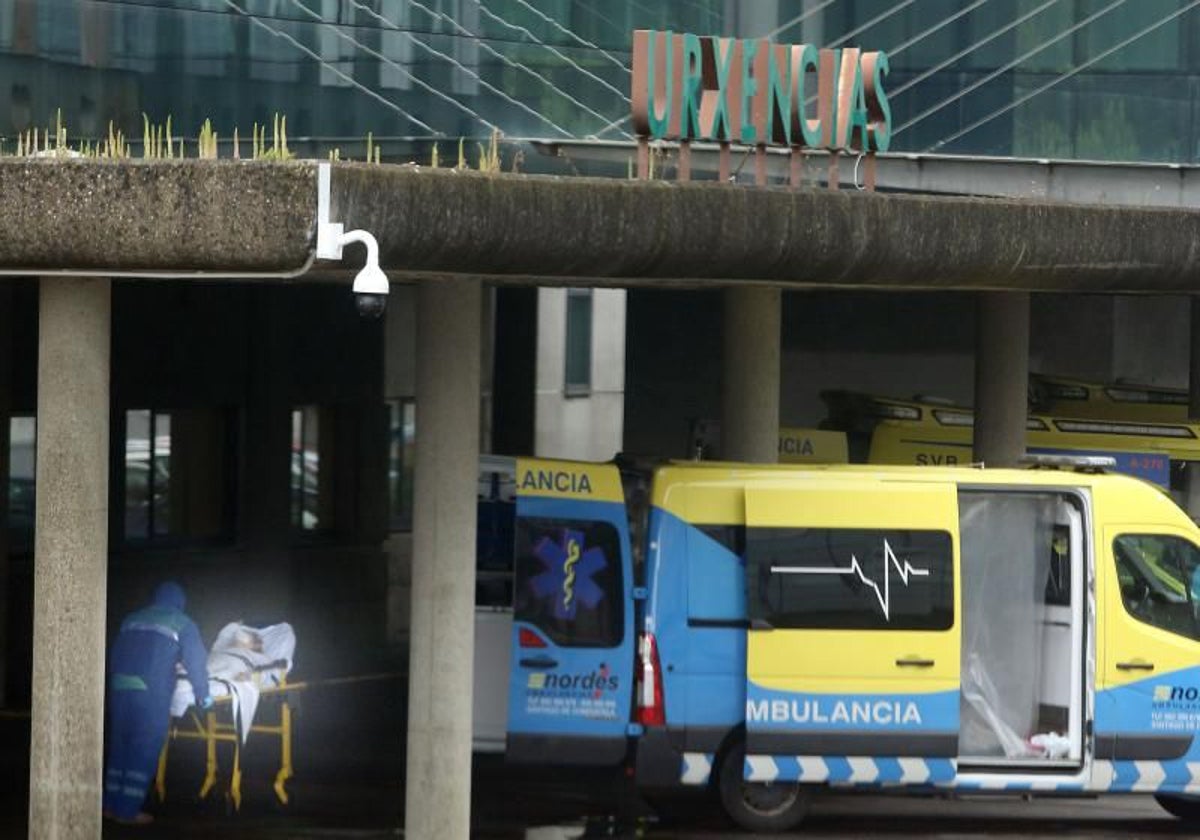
170,622 -> 295,744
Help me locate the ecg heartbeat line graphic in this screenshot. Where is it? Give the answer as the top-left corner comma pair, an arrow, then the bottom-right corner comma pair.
771,539 -> 929,621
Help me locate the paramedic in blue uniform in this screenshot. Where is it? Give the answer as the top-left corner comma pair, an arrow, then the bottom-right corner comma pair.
103,581 -> 212,824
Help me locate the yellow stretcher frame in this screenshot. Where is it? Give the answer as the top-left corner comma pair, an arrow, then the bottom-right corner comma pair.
154,680 -> 294,812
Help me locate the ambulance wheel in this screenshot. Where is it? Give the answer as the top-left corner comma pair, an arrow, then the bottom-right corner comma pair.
1155,794 -> 1200,822
717,743 -> 809,833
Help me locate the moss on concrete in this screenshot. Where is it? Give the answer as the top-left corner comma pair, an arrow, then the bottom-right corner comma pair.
1,158 -> 1197,292
332,164 -> 1200,292
0,159 -> 315,275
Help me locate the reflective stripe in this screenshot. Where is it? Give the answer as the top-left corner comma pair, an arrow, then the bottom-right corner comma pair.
680,753 -> 713,785
110,674 -> 148,692
745,755 -> 957,785
123,621 -> 180,643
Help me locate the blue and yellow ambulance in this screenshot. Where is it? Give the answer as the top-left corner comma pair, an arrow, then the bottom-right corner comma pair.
476,454 -> 1200,831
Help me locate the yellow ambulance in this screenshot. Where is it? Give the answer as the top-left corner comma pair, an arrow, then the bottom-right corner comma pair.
822,390 -> 1192,495
481,455 -> 1200,831
1031,374 -> 1190,422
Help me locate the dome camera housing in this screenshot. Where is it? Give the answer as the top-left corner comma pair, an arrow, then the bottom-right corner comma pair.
355,292 -> 388,319
352,262 -> 390,319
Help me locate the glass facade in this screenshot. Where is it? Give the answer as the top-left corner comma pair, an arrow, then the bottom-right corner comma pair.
564,288 -> 592,395
1,1 -> 1199,163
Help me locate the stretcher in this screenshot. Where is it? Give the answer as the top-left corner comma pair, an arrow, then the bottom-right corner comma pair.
154,672 -> 399,812
155,678 -> 295,812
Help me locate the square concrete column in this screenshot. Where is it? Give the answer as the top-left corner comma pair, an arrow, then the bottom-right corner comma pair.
28,276 -> 111,840
973,291 -> 1029,467
722,287 -> 781,463
405,278 -> 481,840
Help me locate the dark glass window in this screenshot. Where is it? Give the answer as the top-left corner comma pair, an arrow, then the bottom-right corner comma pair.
387,398 -> 416,531
124,407 -> 231,543
9,416 -> 35,552
564,289 -> 592,396
476,467 -> 516,608
746,528 -> 954,631
1114,534 -> 1200,642
291,405 -> 334,532
1045,524 -> 1073,608
697,524 -> 745,558
515,517 -> 623,647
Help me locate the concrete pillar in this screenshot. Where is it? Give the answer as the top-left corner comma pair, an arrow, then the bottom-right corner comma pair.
28,277 -> 111,840
721,287 -> 781,463
973,292 -> 1029,467
405,278 -> 481,840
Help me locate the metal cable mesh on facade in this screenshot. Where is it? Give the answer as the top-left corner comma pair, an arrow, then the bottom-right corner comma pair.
6,1 -> 1200,162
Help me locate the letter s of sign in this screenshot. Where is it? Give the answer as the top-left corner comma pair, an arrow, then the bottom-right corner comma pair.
860,51 -> 892,152
562,537 -> 581,612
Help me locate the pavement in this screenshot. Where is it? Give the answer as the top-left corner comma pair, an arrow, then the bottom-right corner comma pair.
1,679 -> 1197,839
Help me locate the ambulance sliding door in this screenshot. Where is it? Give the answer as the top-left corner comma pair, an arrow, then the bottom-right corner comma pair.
506,459 -> 635,765
743,481 -> 960,784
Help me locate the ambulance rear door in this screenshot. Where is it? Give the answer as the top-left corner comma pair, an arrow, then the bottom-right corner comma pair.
742,480 -> 961,785
505,458 -> 635,765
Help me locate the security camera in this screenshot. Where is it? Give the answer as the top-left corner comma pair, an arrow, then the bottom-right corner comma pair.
317,220 -> 390,319
315,164 -> 390,319
352,263 -> 389,319
355,292 -> 387,319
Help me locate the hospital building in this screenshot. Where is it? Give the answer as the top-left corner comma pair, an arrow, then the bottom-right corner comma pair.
1,1 -> 1200,836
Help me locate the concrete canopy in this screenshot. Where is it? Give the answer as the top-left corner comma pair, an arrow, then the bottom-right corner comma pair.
0,159 -> 315,277
4,158 -> 1200,292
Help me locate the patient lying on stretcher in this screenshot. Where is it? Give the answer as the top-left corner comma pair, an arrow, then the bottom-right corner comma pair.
170,622 -> 296,742
211,626 -> 272,681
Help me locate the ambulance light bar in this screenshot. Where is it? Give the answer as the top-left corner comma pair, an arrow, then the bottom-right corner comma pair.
873,403 -> 921,421
1105,387 -> 1188,405
1020,453 -> 1116,471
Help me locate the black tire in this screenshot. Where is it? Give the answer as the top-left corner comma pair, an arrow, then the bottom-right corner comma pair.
1155,794 -> 1200,822
717,743 -> 810,833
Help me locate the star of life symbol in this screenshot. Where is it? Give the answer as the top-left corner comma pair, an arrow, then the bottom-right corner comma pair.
530,528 -> 607,621
771,538 -> 929,621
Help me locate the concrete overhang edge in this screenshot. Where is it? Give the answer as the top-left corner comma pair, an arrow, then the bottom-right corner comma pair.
3,158 -> 1200,293
0,158 -> 316,279
328,164 -> 1200,293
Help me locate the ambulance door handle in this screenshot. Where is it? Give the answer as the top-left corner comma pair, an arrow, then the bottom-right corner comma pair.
1116,659 -> 1155,672
895,657 -> 935,668
519,656 -> 558,669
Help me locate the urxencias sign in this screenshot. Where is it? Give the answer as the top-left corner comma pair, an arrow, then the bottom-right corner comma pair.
631,30 -> 892,153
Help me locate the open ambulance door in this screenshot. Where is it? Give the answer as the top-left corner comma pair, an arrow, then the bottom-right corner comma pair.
742,481 -> 961,785
505,458 -> 635,765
